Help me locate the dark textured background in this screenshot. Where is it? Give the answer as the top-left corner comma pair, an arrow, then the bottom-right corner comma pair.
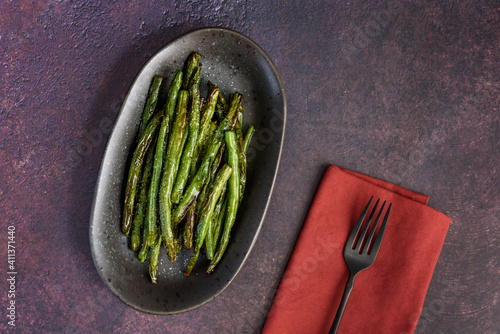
0,1 -> 498,333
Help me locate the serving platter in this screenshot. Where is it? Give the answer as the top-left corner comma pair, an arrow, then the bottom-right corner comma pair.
89,27 -> 286,314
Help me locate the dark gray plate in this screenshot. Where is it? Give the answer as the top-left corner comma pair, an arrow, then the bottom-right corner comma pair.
89,27 -> 286,314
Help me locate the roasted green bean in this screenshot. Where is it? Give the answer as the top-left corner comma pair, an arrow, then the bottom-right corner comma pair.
145,116 -> 169,247
159,90 -> 188,261
243,125 -> 255,153
200,121 -> 218,162
192,121 -> 218,220
145,71 -> 183,246
139,76 -> 164,136
207,130 -> 240,273
234,114 -> 247,204
122,110 -> 164,236
207,184 -> 227,259
211,195 -> 227,251
182,52 -> 200,90
172,67 -> 202,204
138,221 -> 150,262
129,143 -> 155,250
196,142 -> 225,218
191,87 -> 220,174
185,164 -> 232,275
183,201 -> 196,249
149,234 -> 162,284
199,143 -> 226,260
208,81 -> 227,121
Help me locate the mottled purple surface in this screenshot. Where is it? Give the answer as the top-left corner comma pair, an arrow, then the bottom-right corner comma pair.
0,1 -> 498,333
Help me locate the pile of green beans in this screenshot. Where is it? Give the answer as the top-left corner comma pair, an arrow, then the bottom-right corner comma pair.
121,53 -> 255,283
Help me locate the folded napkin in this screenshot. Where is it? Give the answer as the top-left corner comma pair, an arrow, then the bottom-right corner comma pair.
262,165 -> 451,334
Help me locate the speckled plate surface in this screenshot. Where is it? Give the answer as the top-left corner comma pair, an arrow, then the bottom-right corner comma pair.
89,27 -> 286,314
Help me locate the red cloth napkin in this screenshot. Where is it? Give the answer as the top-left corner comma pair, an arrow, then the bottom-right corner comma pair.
262,165 -> 451,334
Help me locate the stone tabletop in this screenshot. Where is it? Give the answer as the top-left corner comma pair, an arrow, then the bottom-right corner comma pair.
0,1 -> 498,333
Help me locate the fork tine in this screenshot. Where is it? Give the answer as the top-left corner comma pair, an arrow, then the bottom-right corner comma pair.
363,201 -> 386,254
346,197 -> 373,249
354,199 -> 379,253
368,203 -> 392,255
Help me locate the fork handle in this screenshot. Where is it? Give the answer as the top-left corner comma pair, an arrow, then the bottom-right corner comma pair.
329,274 -> 356,334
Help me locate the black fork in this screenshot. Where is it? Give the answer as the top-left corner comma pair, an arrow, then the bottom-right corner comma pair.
329,197 -> 392,334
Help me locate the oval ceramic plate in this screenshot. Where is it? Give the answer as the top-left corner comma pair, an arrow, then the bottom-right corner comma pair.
90,27 -> 286,314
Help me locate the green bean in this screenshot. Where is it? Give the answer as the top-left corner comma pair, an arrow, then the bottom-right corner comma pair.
191,87 -> 219,174
216,86 -> 227,105
122,110 -> 164,236
161,70 -> 183,127
205,224 -> 214,260
181,86 -> 209,247
237,100 -> 243,128
182,52 -> 200,90
183,121 -> 215,243
208,81 -> 227,120
145,71 -> 183,246
131,75 -> 167,251
207,184 -> 227,259
129,143 -> 155,250
172,93 -> 242,226
174,235 -> 183,254
233,101 -> 243,136
183,202 -> 196,249
234,106 -> 247,204
238,124 -> 255,204
178,119 -> 189,168
212,195 -> 227,251
136,148 -> 156,262
243,125 -> 255,153
198,97 -> 206,119
172,67 -> 202,204
196,142 -> 225,218
139,76 -> 164,136
223,92 -> 243,138
149,234 -> 162,284
138,222 -> 150,262
207,131 -> 240,273
144,115 -> 169,247
227,93 -> 246,199
159,90 -> 189,261
199,144 -> 225,260
173,122 -> 189,222
238,156 -> 247,205
222,95 -> 246,203
122,76 -> 164,237
192,121 -> 218,217
200,121 -> 218,161
185,164 -> 232,276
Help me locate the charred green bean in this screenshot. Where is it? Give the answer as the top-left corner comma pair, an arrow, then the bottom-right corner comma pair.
207,130 -> 240,273
172,67 -> 202,203
243,125 -> 255,153
139,76 -> 164,136
159,90 -> 188,261
145,71 -> 183,246
122,110 -> 163,236
149,234 -> 162,284
130,144 -> 155,250
212,195 -> 227,251
182,52 -> 200,90
185,164 -> 232,275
